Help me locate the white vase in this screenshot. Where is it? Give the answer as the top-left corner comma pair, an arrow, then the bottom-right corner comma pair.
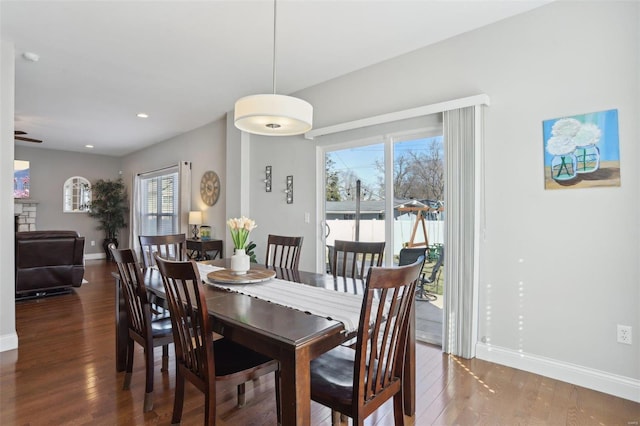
230,248 -> 250,275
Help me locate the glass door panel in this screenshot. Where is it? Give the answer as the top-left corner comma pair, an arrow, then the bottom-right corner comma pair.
324,143 -> 385,271
392,135 -> 445,262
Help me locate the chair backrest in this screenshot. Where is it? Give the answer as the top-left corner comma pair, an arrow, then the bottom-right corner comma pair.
138,234 -> 187,268
398,247 -> 427,266
154,255 -> 214,390
110,244 -> 152,339
265,234 -> 304,269
330,240 -> 385,279
353,258 -> 423,418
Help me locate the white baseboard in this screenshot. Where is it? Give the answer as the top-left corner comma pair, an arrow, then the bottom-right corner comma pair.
476,342 -> 640,403
0,331 -> 18,353
85,253 -> 106,260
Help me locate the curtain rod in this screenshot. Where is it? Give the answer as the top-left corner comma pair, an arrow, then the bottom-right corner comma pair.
136,161 -> 190,177
304,94 -> 490,140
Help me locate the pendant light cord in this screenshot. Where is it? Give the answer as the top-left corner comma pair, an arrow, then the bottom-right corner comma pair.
272,0 -> 277,95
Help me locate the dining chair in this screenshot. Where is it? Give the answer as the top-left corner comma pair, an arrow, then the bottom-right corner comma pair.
265,234 -> 304,269
139,233 -> 187,314
310,257 -> 423,426
154,254 -> 281,425
109,244 -> 173,413
138,233 -> 187,268
329,240 -> 385,279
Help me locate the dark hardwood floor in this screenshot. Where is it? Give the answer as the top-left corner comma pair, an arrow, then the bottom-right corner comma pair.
1,260 -> 638,425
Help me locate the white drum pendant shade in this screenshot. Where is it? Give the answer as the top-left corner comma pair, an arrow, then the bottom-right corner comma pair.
234,94 -> 313,136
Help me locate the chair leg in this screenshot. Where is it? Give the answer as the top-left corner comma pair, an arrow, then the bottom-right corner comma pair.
144,346 -> 154,412
237,382 -> 246,407
123,339 -> 134,390
274,370 -> 281,425
161,345 -> 169,372
415,281 -> 437,302
204,388 -> 216,426
171,372 -> 185,425
393,392 -> 406,426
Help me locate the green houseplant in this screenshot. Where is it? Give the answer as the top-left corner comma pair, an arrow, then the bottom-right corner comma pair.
87,178 -> 128,261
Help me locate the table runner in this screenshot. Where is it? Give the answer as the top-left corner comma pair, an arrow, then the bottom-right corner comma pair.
196,263 -> 363,333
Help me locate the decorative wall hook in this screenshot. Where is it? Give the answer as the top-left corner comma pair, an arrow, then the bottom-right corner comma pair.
264,166 -> 272,192
285,175 -> 293,204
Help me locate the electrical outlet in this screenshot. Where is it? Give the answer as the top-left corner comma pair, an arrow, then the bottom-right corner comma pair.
91,240 -> 95,247
617,325 -> 632,345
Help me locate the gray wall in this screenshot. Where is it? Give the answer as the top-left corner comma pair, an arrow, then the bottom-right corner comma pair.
120,119 -> 227,250
226,1 -> 639,397
15,146 -> 121,256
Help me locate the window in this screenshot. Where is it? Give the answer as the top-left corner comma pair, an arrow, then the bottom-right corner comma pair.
139,169 -> 179,235
63,176 -> 91,213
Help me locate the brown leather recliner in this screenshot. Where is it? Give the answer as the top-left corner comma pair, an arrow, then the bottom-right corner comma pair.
15,230 -> 85,296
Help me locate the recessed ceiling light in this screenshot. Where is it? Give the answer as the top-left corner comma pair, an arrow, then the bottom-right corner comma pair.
136,113 -> 149,118
85,144 -> 94,149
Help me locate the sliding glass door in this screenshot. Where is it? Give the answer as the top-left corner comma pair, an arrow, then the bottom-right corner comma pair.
320,125 -> 445,345
322,132 -> 443,266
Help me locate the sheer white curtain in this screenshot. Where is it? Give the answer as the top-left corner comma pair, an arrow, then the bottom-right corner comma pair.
129,161 -> 191,257
178,161 -> 191,236
442,106 -> 482,358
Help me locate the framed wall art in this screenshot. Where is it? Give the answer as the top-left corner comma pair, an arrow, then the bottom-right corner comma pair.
543,109 -> 620,189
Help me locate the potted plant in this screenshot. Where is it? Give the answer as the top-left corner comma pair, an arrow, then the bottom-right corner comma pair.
87,178 -> 128,261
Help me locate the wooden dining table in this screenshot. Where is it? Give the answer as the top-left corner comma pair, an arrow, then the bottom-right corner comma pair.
113,259 -> 415,425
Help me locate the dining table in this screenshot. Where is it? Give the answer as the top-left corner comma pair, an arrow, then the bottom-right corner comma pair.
113,259 -> 415,425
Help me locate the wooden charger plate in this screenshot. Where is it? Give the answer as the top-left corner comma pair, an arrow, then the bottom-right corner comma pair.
207,267 -> 276,284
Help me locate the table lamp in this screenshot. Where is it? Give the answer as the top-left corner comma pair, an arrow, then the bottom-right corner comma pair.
189,211 -> 202,240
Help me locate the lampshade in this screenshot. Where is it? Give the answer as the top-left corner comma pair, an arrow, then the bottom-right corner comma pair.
188,211 -> 202,225
234,94 -> 313,136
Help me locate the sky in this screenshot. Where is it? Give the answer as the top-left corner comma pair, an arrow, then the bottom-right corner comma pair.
327,136 -> 443,197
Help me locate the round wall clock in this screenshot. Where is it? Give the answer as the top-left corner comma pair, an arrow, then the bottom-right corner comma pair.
200,170 -> 220,206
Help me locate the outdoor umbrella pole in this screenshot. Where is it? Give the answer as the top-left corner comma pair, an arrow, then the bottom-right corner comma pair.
355,179 -> 361,242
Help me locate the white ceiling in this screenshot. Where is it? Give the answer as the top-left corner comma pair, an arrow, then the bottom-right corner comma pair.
2,0 -> 551,156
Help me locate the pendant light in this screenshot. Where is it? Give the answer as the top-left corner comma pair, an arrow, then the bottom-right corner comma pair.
234,0 -> 313,136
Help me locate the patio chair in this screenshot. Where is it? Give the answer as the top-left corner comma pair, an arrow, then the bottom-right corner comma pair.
416,246 -> 444,302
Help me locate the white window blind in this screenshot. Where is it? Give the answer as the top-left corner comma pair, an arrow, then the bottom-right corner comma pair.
130,162 -> 191,258
140,171 -> 179,235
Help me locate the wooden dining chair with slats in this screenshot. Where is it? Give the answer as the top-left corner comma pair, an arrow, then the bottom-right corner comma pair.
109,244 -> 173,412
330,240 -> 385,280
310,257 -> 424,426
139,234 -> 187,314
154,254 -> 281,426
265,234 -> 304,269
138,234 -> 187,268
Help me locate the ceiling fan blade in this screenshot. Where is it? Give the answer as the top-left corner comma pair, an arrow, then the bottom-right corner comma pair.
14,130 -> 27,135
15,136 -> 43,143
